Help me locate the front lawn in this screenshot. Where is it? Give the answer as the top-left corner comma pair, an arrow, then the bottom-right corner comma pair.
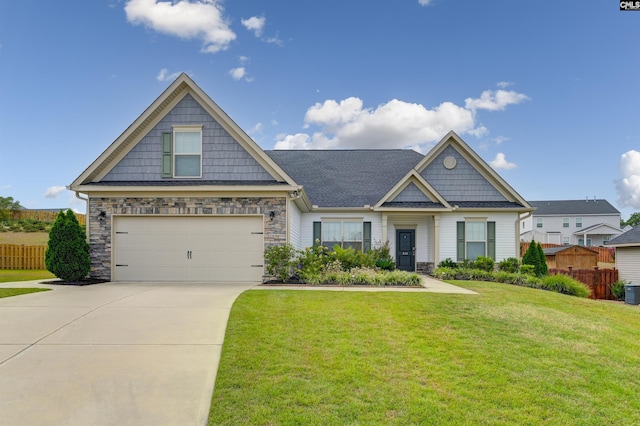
0,288 -> 50,298
210,281 -> 640,425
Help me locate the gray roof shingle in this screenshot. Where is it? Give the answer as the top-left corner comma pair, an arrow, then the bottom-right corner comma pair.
266,150 -> 424,207
606,226 -> 640,245
530,199 -> 620,215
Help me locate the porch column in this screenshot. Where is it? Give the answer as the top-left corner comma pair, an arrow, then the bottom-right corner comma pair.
434,214 -> 440,264
381,213 -> 388,242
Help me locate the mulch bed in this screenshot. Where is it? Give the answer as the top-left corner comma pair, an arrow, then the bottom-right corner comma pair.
42,278 -> 109,286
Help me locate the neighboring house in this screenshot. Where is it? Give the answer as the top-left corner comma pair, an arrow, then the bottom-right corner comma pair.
70,73 -> 533,282
605,226 -> 640,284
520,199 -> 622,246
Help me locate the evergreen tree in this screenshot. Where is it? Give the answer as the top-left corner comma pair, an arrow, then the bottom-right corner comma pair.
45,210 -> 91,282
535,241 -> 548,277
522,239 -> 538,269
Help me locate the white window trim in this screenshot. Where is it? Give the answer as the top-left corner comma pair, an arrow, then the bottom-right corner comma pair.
173,125 -> 203,178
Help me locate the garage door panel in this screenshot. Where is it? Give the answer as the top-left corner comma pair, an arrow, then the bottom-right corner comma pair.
114,216 -> 264,282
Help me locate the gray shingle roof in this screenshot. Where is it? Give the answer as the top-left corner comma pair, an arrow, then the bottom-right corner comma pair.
530,199 -> 620,215
605,226 -> 640,245
266,150 -> 424,207
84,180 -> 286,186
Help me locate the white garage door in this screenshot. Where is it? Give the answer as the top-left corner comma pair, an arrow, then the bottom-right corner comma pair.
113,216 -> 264,282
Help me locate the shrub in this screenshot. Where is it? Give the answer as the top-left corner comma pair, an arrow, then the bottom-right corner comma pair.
535,242 -> 548,277
611,280 -> 627,301
473,256 -> 494,272
498,257 -> 520,273
520,264 -> 535,275
297,245 -> 330,280
375,258 -> 396,271
540,274 -> 590,298
45,210 -> 91,282
438,258 -> 459,269
328,245 -> 374,270
264,244 -> 297,282
369,240 -> 391,260
522,240 -> 541,275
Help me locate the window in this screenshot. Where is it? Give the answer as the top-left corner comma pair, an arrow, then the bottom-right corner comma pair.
578,238 -> 592,247
313,221 -> 371,251
563,217 -> 569,228
603,235 -> 610,243
563,236 -> 570,245
575,217 -> 582,228
174,127 -> 202,177
457,221 -> 495,261
536,218 -> 543,228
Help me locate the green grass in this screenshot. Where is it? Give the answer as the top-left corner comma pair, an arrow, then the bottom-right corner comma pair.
209,281 -> 640,425
0,288 -> 50,298
0,269 -> 55,283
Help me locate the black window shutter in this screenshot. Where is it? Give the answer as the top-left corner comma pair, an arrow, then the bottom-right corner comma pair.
363,222 -> 371,252
313,222 -> 321,246
487,221 -> 496,259
162,132 -> 173,178
456,221 -> 465,261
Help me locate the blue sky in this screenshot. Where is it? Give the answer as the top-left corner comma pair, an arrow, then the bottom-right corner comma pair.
1,0 -> 639,220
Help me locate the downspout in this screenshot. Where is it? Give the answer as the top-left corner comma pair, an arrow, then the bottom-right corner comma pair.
73,191 -> 89,242
517,211 -> 533,258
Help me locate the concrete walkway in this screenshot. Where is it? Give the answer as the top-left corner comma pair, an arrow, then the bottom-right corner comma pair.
0,276 -> 474,425
0,280 -> 254,426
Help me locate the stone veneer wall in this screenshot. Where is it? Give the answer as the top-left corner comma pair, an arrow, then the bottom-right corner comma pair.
88,196 -> 286,280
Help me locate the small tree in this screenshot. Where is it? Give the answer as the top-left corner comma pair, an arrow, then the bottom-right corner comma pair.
535,241 -> 548,277
45,210 -> 91,282
522,239 -> 538,271
0,196 -> 21,221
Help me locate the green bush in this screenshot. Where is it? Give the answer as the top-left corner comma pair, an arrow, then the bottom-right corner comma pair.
438,258 -> 459,269
45,210 -> 91,282
297,245 -> 330,281
432,266 -> 590,298
264,244 -> 297,282
611,280 -> 627,301
328,245 -> 374,270
535,242 -> 549,277
498,257 -> 520,273
375,258 -> 395,271
539,274 -> 590,297
520,264 -> 535,275
473,256 -> 494,272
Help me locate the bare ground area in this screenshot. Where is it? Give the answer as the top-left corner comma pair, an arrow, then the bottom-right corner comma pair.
0,232 -> 49,245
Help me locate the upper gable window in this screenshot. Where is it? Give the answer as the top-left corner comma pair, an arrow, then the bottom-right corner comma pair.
174,126 -> 202,178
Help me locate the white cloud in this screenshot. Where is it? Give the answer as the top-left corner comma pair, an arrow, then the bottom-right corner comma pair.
494,136 -> 510,145
124,0 -> 236,53
229,67 -> 246,80
465,89 -> 529,111
44,186 -> 67,199
275,86 -> 528,151
496,81 -> 512,88
276,97 -> 476,150
615,150 -> 640,209
0,184 -> 11,190
418,0 -> 433,5
490,153 -> 517,170
241,16 -> 265,37
156,68 -> 182,81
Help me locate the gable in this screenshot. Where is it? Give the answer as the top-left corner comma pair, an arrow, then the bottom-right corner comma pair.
411,131 -> 532,210
390,182 -> 430,202
71,73 -> 296,191
421,145 -> 507,202
102,94 -> 275,182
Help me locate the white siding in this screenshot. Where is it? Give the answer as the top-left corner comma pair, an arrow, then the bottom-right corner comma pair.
617,247 -> 640,284
439,212 -> 518,262
300,212 -> 382,249
288,200 -> 303,250
522,213 -> 621,245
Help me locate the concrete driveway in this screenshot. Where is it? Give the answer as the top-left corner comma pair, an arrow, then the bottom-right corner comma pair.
0,281 -> 255,426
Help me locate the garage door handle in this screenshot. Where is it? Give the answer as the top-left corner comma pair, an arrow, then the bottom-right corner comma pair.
187,250 -> 192,259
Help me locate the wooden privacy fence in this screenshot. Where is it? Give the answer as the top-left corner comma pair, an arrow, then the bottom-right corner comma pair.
10,210 -> 86,226
0,244 -> 46,270
521,242 -> 615,264
549,266 -> 618,300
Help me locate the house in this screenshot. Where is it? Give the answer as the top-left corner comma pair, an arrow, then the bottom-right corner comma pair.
520,199 -> 623,246
69,73 -> 534,282
543,245 -> 598,270
605,226 -> 640,284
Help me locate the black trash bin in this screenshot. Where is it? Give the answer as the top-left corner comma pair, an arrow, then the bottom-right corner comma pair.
624,284 -> 640,305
